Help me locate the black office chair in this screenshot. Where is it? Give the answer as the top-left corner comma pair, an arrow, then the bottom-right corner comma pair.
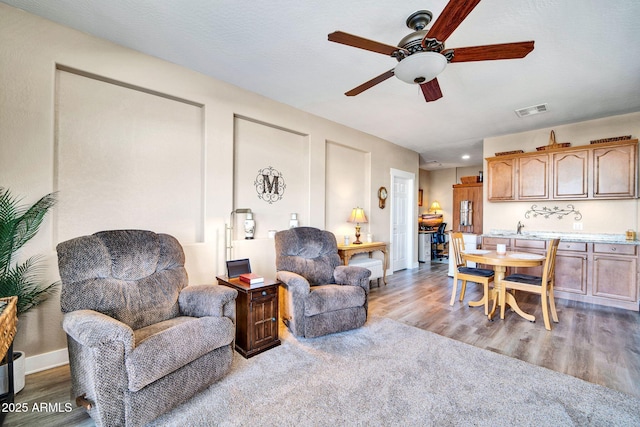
432,223 -> 448,260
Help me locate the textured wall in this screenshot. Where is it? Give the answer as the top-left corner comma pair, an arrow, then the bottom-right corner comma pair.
0,3 -> 418,366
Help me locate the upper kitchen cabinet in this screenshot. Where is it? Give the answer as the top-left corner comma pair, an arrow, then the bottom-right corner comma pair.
486,139 -> 638,201
518,154 -> 549,200
552,149 -> 589,199
487,158 -> 515,201
593,143 -> 637,198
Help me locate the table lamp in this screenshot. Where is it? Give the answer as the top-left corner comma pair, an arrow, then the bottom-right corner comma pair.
429,201 -> 441,214
348,207 -> 368,245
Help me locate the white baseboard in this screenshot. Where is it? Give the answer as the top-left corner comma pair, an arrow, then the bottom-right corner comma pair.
25,348 -> 68,375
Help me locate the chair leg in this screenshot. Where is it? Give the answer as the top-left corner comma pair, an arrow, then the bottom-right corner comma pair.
483,281 -> 489,316
450,275 -> 459,306
541,288 -> 551,330
459,280 -> 467,302
548,283 -> 559,323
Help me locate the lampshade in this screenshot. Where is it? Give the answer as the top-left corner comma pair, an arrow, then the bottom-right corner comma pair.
348,207 -> 368,224
429,201 -> 441,213
394,52 -> 447,84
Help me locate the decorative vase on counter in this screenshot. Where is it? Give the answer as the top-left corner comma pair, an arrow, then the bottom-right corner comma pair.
244,213 -> 255,239
289,213 -> 299,229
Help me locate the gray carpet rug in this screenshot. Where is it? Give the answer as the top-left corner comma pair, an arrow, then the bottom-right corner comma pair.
150,317 -> 640,426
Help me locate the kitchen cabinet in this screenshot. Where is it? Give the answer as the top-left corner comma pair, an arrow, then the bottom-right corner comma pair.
452,182 -> 483,234
487,158 -> 515,201
554,242 -> 588,295
593,144 -> 637,198
486,139 -> 638,201
552,150 -> 588,199
518,154 -> 549,200
592,244 -> 638,302
512,239 -> 546,276
481,237 -> 639,311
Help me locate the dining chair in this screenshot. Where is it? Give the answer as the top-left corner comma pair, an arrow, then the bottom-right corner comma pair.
449,232 -> 495,314
500,238 -> 561,330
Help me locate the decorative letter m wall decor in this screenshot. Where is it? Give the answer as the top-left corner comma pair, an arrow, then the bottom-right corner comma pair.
255,166 -> 286,204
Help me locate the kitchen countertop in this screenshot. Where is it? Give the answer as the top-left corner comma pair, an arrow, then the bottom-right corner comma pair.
484,229 -> 640,245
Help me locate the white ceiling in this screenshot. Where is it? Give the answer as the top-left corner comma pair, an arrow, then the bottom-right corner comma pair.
4,0 -> 640,169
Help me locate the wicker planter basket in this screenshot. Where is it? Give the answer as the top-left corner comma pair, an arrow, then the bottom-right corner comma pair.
0,297 -> 18,361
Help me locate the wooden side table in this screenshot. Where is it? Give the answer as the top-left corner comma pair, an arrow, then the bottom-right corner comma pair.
216,276 -> 281,358
337,241 -> 388,285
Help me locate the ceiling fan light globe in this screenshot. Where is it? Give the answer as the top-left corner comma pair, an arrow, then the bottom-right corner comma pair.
394,52 -> 447,85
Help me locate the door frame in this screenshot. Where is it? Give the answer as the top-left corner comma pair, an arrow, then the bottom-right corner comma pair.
389,168 -> 416,272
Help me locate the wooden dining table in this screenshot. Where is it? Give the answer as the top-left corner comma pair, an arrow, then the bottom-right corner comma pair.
461,250 -> 546,322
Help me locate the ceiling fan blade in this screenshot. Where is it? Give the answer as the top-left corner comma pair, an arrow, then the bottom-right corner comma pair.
420,79 -> 443,102
328,31 -> 407,56
424,0 -> 481,44
449,41 -> 535,62
345,69 -> 395,96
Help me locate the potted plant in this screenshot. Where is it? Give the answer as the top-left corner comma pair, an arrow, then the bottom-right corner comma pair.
0,187 -> 59,393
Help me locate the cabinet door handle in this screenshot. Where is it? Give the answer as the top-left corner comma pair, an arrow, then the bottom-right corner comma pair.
262,290 -> 267,296
611,247 -> 617,251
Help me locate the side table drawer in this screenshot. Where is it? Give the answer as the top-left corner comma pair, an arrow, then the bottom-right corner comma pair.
251,286 -> 277,301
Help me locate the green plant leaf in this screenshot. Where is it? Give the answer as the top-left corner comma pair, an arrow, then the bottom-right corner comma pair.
0,188 -> 58,315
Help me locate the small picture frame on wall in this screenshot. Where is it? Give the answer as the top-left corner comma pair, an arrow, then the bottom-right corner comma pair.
418,189 -> 423,206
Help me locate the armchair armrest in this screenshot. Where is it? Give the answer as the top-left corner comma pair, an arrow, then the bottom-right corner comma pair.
179,284 -> 238,318
334,265 -> 371,290
62,309 -> 134,352
276,271 -> 311,296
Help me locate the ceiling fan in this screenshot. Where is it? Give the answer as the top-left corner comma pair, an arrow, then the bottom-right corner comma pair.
328,0 -> 534,102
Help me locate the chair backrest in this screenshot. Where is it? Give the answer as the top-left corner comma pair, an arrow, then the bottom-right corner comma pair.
541,238 -> 561,285
274,227 -> 341,286
449,232 -> 466,268
435,223 -> 447,243
57,229 -> 188,330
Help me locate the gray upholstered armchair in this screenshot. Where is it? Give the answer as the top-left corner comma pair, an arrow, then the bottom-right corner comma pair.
56,230 -> 238,427
275,227 -> 371,338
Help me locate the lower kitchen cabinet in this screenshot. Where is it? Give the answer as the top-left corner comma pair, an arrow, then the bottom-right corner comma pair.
481,237 -> 639,311
592,244 -> 638,302
554,242 -> 588,295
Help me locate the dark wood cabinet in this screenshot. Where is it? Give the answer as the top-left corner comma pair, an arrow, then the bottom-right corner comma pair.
452,182 -> 483,234
217,276 -> 281,358
486,139 -> 638,201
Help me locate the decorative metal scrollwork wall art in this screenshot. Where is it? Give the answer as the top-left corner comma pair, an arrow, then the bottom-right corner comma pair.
525,204 -> 582,220
254,166 -> 286,204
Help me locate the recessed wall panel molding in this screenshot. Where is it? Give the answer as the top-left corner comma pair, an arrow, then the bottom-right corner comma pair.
54,67 -> 205,244
325,141 -> 369,239
233,116 -> 309,239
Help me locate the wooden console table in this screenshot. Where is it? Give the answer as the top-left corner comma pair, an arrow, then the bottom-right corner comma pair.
337,242 -> 388,285
216,276 -> 281,358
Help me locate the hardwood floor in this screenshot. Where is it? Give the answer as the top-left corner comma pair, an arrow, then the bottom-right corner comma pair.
5,262 -> 640,425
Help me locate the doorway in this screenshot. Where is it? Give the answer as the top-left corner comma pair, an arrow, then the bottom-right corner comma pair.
390,168 -> 415,271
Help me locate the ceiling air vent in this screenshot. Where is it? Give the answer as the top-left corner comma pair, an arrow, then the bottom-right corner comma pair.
515,103 -> 548,118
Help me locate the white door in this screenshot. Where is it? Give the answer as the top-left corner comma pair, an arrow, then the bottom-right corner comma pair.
390,169 -> 415,271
